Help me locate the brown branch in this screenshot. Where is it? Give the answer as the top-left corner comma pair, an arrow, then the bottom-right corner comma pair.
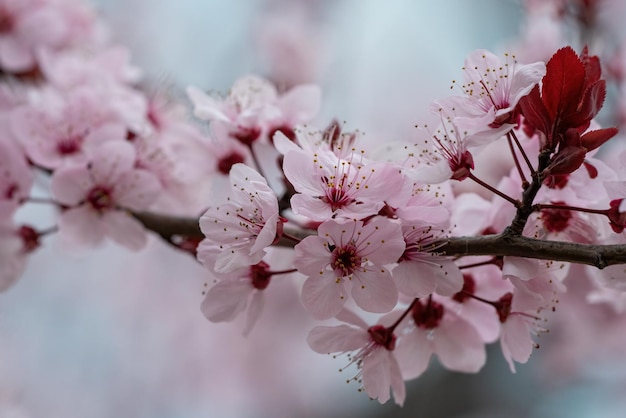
132,211 -> 626,270
438,234 -> 626,269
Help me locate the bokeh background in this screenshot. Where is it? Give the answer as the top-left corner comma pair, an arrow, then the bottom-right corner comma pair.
2,1 -> 626,417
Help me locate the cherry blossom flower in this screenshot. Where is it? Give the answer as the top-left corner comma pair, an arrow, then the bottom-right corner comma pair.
294,217 -> 405,319
50,141 -> 161,250
200,259 -> 272,336
198,163 -> 282,273
12,89 -> 126,169
441,49 -> 545,138
283,146 -> 404,221
496,276 -> 563,372
0,223 -> 40,292
188,74 -> 320,146
0,138 -> 32,219
393,221 -> 463,298
394,297 -> 487,380
307,309 -> 406,406
0,0 -> 97,73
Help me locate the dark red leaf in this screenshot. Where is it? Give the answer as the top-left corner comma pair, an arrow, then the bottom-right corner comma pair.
580,46 -> 602,87
580,127 -> 619,151
544,146 -> 587,176
518,85 -> 551,138
542,47 -> 586,121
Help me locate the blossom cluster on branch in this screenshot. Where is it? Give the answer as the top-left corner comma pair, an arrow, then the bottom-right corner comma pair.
2,0 -> 626,408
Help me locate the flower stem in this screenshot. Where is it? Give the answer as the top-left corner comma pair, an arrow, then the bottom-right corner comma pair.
468,172 -> 521,207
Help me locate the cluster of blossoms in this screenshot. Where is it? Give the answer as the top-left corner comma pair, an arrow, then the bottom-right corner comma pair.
4,0 -> 626,410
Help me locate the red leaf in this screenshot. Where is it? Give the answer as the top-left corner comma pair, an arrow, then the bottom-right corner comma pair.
580,46 -> 602,87
580,127 -> 619,151
542,47 -> 586,121
544,146 -> 586,176
518,85 -> 551,140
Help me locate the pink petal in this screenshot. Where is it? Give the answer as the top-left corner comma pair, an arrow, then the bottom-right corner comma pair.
394,329 -> 432,380
89,141 -> 136,185
201,279 -> 252,323
102,211 -> 148,251
301,272 -> 347,319
113,169 -> 161,211
293,235 -> 332,276
58,206 -> 105,249
393,261 -> 438,297
307,325 -> 369,354
0,37 -> 33,72
243,290 -> 264,336
276,84 -> 321,123
434,316 -> 486,373
500,316 -> 533,373
351,268 -> 398,313
51,165 -> 93,205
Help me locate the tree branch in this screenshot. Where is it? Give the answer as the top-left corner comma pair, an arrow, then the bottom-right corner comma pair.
132,211 -> 626,270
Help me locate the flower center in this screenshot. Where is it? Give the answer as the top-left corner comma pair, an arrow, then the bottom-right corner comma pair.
250,261 -> 272,290
57,135 -> 83,156
0,7 -> 14,34
540,201 -> 572,233
87,186 -> 114,212
322,173 -> 356,212
330,244 -> 361,277
217,151 -> 245,175
367,325 -> 396,351
412,298 -> 444,329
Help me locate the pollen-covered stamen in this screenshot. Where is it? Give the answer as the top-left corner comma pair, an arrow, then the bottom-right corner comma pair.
318,154 -> 373,212
429,116 -> 475,181
331,243 -> 362,276
86,186 -> 114,212
236,209 -> 265,235
400,225 -> 447,262
412,298 -> 444,329
457,52 -> 516,112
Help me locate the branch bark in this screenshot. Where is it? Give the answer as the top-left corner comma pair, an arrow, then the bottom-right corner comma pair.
132,211 -> 626,270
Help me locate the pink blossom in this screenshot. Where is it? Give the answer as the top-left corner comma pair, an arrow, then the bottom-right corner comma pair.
198,163 -> 281,273
132,94 -> 216,215
50,141 -> 161,250
187,75 -> 278,145
497,276 -> 563,372
200,258 -> 272,336
393,221 -> 463,298
0,138 -> 32,219
12,89 -> 126,169
187,74 -> 320,145
307,309 -> 406,406
410,118 -> 477,184
294,218 -> 405,319
441,49 -> 545,135
0,223 -> 40,291
283,146 -> 404,221
0,0 -> 96,73
394,298 -> 486,379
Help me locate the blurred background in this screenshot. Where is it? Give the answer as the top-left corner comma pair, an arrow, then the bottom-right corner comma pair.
2,0 -> 626,417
